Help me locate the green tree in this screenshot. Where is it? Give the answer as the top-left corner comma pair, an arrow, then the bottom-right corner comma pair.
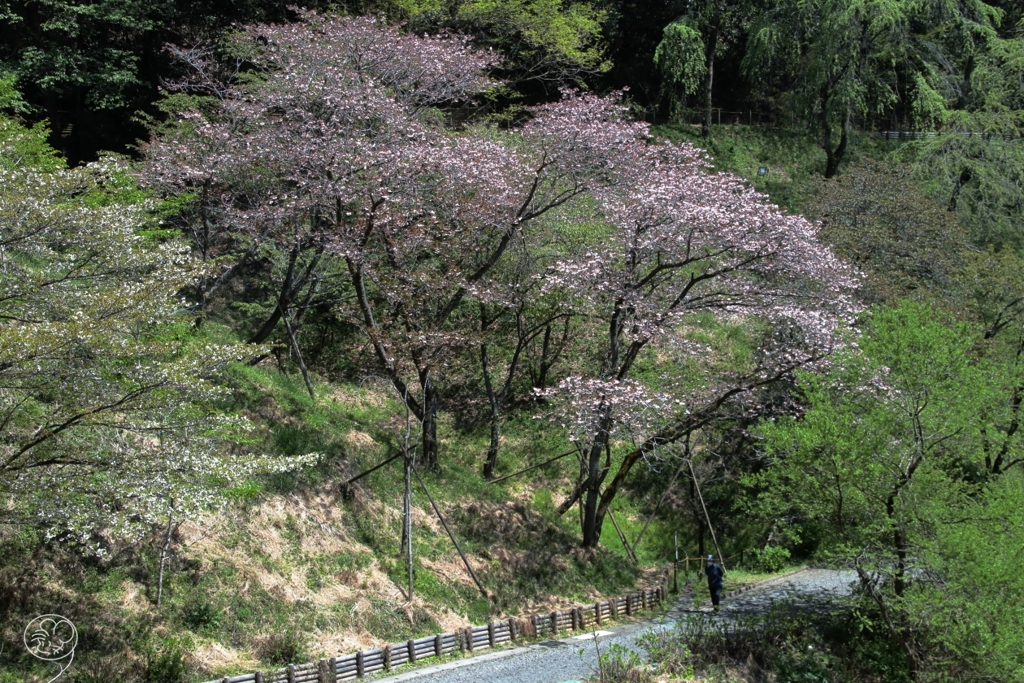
804,162 -> 971,305
902,25 -> 1024,249
743,0 -> 1004,177
653,0 -> 750,137
653,21 -> 706,125
402,0 -> 611,92
755,301 -> 1024,679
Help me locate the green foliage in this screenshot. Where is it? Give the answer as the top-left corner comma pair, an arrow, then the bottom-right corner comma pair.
589,642 -> 654,683
405,0 -> 610,87
653,22 -> 706,117
641,603 -> 912,682
804,162 -> 972,304
753,301 -> 1024,679
143,636 -> 189,683
743,0 -> 1010,176
180,601 -> 222,632
258,631 -> 308,666
0,115 -> 65,171
0,72 -> 28,113
746,546 -> 790,573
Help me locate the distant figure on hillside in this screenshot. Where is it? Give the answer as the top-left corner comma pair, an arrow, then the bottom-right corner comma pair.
705,554 -> 725,611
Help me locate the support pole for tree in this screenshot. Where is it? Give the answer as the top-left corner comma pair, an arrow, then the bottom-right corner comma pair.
157,514 -> 176,608
341,451 -> 401,488
630,453 -> 688,555
401,388 -> 416,602
413,467 -> 489,599
673,533 -> 679,593
404,452 -> 414,601
607,508 -> 638,564
687,456 -> 724,570
487,449 -> 577,484
281,305 -> 314,400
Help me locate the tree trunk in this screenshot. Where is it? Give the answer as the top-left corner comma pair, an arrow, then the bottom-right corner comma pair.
580,443 -> 604,547
248,244 -> 323,346
948,166 -> 973,212
823,106 -> 851,179
420,369 -> 440,469
581,413 -> 613,548
531,319 -> 570,391
481,342 -> 501,480
702,16 -> 720,140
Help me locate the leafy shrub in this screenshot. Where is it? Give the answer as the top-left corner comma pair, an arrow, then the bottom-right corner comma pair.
748,546 -> 791,573
589,643 -> 655,683
144,637 -> 188,683
258,631 -> 307,666
180,601 -> 221,631
639,603 -> 912,683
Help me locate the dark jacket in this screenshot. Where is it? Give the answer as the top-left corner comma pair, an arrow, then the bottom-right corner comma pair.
705,562 -> 724,587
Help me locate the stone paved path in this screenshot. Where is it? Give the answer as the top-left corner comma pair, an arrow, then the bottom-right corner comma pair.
368,568 -> 858,683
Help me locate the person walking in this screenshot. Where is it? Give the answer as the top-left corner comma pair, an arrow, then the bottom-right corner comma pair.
705,554 -> 725,611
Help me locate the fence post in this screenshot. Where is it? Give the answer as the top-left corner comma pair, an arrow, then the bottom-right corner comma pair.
465,627 -> 474,652
255,672 -> 265,683
287,664 -> 297,683
408,639 -> 417,664
610,597 -> 618,618
550,611 -> 558,636
509,618 -> 518,641
642,591 -> 648,610
354,652 -> 364,679
435,633 -> 443,658
384,645 -> 392,671
595,602 -> 602,626
530,614 -> 539,638
488,622 -> 496,647
626,594 -> 633,616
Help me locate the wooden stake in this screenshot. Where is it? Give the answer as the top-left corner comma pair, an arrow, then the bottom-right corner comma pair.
687,457 -> 725,570
413,467 -> 489,599
488,449 -> 577,484
607,508 -> 637,564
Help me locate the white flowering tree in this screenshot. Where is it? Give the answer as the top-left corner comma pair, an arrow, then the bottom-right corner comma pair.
0,119 -> 316,553
533,97 -> 860,546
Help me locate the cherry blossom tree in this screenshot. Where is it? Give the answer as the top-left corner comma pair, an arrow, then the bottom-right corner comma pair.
532,97 -> 860,546
143,14 -> 609,467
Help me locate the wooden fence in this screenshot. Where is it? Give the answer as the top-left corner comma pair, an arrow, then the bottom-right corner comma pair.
877,130 -> 1023,141
203,580 -> 668,683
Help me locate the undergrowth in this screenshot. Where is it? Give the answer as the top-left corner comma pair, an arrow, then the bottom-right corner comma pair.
637,601 -> 912,683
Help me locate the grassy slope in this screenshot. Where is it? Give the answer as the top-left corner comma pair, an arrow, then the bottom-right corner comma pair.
0,361 -> 649,683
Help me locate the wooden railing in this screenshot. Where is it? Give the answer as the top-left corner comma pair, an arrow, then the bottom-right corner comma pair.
878,130 -> 1023,141
203,580 -> 669,683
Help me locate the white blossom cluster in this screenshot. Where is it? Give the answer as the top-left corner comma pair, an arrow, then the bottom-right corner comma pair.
1,144 -> 317,554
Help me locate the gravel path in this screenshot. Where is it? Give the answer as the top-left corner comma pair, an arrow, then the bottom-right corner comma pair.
368,568 -> 858,683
